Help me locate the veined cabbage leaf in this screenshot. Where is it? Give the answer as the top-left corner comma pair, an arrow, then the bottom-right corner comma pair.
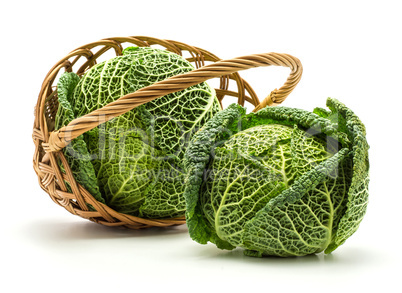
55,46 -> 221,218
183,98 -> 369,257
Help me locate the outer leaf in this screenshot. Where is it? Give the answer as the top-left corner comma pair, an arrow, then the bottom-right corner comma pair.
183,103 -> 245,247
55,72 -> 104,203
200,147 -> 286,247
313,107 -> 331,118
324,98 -> 370,253
55,72 -> 80,128
242,148 -> 349,257
239,104 -> 350,148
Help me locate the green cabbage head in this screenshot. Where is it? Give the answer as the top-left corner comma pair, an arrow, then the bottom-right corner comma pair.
183,98 -> 369,257
55,47 -> 221,218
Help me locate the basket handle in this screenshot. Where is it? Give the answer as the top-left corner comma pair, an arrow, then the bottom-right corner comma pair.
43,52 -> 302,153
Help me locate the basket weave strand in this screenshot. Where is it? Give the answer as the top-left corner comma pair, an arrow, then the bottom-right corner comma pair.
33,36 -> 302,229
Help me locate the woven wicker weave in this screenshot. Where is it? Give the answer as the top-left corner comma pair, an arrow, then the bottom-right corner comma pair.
32,36 -> 302,229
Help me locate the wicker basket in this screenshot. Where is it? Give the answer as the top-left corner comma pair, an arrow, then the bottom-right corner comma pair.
32,36 -> 302,229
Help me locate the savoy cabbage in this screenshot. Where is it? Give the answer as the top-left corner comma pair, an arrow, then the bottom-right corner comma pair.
55,47 -> 221,218
183,98 -> 369,257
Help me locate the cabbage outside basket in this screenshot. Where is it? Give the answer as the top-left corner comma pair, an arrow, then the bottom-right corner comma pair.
32,36 -> 302,229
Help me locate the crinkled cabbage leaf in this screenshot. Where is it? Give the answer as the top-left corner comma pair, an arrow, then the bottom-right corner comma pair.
55,47 -> 221,218
183,98 -> 369,257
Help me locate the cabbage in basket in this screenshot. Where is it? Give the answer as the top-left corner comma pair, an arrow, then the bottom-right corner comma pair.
55,47 -> 221,218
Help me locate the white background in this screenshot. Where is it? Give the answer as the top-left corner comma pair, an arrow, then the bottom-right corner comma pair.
2,1 -> 401,292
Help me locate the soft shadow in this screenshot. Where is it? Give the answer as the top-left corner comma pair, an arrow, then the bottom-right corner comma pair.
195,243 -> 383,268
23,217 -> 188,243
195,245 -> 343,266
